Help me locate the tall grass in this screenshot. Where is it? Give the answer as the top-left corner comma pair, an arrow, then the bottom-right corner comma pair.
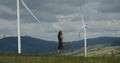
0,52 -> 119,63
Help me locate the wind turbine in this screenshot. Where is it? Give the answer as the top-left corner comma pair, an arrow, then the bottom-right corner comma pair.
16,0 -> 41,54
79,16 -> 87,57
17,0 -> 21,54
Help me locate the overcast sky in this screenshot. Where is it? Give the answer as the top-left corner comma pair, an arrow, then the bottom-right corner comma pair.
0,0 -> 120,41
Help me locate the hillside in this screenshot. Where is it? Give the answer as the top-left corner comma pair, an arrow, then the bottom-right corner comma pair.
0,36 -> 57,54
0,36 -> 120,54
64,43 -> 120,56
64,37 -> 120,52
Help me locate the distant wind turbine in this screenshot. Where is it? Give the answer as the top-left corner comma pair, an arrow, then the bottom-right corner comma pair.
79,16 -> 87,57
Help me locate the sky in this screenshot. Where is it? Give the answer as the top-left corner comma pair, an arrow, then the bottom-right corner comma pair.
0,0 -> 120,41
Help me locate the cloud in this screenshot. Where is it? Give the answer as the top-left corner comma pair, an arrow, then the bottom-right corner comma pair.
0,5 -> 16,15
84,0 -> 120,13
0,0 -> 120,41
0,5 -> 16,20
87,19 -> 120,38
0,18 -> 17,36
20,0 -> 87,23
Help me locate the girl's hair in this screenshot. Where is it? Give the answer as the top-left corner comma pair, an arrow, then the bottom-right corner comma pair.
58,31 -> 62,36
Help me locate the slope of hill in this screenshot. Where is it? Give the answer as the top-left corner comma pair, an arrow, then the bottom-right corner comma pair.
0,36 -> 120,54
0,36 -> 57,54
64,37 -> 120,52
65,43 -> 120,56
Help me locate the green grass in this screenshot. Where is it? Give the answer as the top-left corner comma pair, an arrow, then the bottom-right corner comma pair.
0,53 -> 119,63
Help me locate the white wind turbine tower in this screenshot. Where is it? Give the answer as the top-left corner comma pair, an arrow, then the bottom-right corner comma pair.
17,0 -> 41,54
17,0 -> 21,54
79,16 -> 87,57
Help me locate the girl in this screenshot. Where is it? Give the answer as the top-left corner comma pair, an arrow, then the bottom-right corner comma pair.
57,31 -> 64,55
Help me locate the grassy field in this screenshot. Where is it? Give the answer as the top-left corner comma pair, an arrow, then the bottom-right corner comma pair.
0,53 -> 120,63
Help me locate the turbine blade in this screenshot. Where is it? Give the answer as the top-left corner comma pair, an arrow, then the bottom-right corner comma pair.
82,16 -> 85,25
21,0 -> 41,24
78,25 -> 84,37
